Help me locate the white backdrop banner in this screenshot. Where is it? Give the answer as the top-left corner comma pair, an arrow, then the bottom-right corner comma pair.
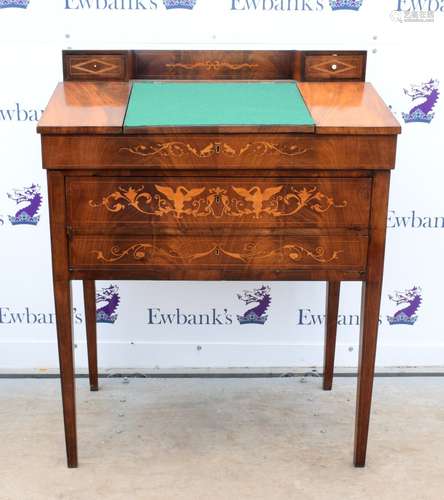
0,0 -> 443,370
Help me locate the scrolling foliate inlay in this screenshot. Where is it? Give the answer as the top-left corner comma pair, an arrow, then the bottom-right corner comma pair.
118,141 -> 310,159
89,185 -> 347,220
165,61 -> 259,71
92,242 -> 343,265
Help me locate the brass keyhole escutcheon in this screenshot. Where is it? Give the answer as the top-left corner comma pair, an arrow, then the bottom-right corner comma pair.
214,142 -> 221,154
215,248 -> 220,256
215,195 -> 220,204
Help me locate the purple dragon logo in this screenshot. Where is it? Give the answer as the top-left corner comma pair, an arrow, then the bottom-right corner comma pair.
96,285 -> 120,324
237,285 -> 271,325
387,286 -> 422,325
402,79 -> 440,123
7,184 -> 42,226
329,0 -> 363,11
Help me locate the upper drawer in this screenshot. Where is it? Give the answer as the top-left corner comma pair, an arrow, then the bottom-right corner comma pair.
67,177 -> 371,229
302,52 -> 366,82
42,134 -> 397,170
63,52 -> 130,81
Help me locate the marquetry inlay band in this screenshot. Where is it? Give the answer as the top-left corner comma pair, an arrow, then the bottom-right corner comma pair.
119,141 -> 310,159
310,59 -> 356,75
70,58 -> 120,75
165,61 -> 259,71
89,184 -> 347,220
92,241 -> 343,265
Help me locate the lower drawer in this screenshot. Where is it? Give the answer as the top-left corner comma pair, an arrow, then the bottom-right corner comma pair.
70,234 -> 368,271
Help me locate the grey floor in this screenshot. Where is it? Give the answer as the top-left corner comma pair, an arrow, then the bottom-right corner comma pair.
0,376 -> 443,500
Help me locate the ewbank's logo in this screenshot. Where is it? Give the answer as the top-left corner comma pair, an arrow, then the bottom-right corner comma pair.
163,0 -> 196,8
329,0 -> 363,10
0,0 -> 29,8
96,285 -> 120,324
64,0 -> 197,10
402,79 -> 440,123
391,1 -> 443,23
237,285 -> 271,325
387,287 -> 422,325
7,184 -> 42,226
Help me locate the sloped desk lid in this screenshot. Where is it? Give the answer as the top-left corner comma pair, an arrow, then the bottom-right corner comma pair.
123,81 -> 315,133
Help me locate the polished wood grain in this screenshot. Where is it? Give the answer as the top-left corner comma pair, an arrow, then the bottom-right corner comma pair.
39,49 -> 399,469
298,82 -> 401,135
63,51 -> 131,81
66,177 -> 371,229
37,82 -> 131,135
69,268 -> 366,282
62,50 -> 367,83
302,52 -> 366,82
69,234 -> 368,272
323,281 -> 340,391
83,280 -> 98,392
354,171 -> 390,467
134,50 -> 295,80
42,134 -> 397,169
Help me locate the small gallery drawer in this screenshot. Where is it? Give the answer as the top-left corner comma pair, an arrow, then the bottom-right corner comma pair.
63,53 -> 129,81
302,52 -> 366,81
70,234 -> 368,271
67,177 -> 371,229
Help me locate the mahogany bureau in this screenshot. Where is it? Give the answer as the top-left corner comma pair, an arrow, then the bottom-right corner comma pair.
37,49 -> 401,468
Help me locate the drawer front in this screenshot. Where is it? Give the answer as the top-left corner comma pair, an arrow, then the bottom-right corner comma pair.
67,177 -> 371,229
70,235 -> 368,271
64,53 -> 129,81
302,52 -> 366,81
42,134 -> 397,170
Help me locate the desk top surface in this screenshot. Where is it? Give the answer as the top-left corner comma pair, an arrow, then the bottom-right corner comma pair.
37,80 -> 401,136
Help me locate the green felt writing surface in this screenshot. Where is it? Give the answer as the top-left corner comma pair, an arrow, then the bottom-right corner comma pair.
124,82 -> 314,128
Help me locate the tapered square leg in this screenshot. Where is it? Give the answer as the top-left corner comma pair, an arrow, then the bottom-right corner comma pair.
323,281 -> 340,390
48,171 -> 78,468
54,279 -> 78,468
354,280 -> 382,467
83,280 -> 98,391
353,171 -> 390,467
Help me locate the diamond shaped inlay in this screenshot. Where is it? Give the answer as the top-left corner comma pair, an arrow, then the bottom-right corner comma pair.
310,59 -> 356,75
71,58 -> 119,75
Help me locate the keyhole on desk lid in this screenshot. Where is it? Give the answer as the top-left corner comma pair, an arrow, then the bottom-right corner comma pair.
214,248 -> 220,256
214,143 -> 221,154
